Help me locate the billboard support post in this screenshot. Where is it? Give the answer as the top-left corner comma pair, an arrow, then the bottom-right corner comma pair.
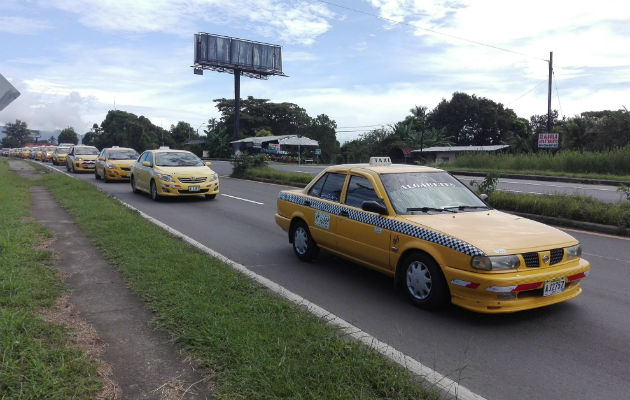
234,69 -> 241,141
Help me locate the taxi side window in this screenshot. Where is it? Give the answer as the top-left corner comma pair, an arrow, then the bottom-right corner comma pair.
345,175 -> 379,208
308,172 -> 345,202
100,149 -> 106,159
145,152 -> 153,166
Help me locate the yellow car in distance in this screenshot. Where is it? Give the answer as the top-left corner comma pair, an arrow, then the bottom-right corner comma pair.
66,145 -> 99,172
95,146 -> 139,182
130,147 -> 219,201
52,146 -> 70,165
275,157 -> 590,314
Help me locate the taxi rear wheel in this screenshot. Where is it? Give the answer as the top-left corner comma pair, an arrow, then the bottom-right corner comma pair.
150,180 -> 161,201
95,169 -> 101,180
401,252 -> 449,310
291,221 -> 318,261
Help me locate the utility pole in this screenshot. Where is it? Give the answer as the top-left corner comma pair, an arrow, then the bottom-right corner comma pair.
547,51 -> 553,133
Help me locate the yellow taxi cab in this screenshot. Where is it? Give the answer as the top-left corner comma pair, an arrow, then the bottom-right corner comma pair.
43,146 -> 56,162
66,145 -> 99,172
130,147 -> 219,201
95,146 -> 139,182
21,148 -> 31,159
52,146 -> 71,165
275,157 -> 590,314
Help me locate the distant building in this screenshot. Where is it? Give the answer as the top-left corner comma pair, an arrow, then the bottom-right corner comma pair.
230,135 -> 319,156
412,145 -> 510,163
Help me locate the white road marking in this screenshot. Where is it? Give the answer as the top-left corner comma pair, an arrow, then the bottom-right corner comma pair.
221,193 -> 264,205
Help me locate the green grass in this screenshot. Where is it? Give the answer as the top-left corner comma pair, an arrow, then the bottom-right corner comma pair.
438,147 -> 630,180
34,169 -> 435,399
237,166 -> 314,186
441,167 -> 630,182
487,191 -> 630,230
0,160 -> 102,399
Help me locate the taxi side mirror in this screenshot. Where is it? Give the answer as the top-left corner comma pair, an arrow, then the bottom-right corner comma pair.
98,157 -> 104,161
479,194 -> 488,201
142,161 -> 151,167
205,161 -> 212,167
362,200 -> 388,215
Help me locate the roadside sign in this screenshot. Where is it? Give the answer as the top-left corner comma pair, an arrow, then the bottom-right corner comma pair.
538,133 -> 559,149
315,149 -> 321,155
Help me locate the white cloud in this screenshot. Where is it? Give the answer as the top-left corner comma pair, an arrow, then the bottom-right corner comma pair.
44,0 -> 336,45
0,16 -> 52,34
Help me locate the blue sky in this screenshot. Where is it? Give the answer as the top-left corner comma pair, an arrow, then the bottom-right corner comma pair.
1,0 -> 628,143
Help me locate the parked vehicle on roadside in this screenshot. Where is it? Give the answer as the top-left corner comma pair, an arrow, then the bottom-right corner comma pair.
130,147 -> 219,201
275,157 -> 590,314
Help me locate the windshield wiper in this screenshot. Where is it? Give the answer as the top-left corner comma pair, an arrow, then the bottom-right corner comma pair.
406,207 -> 456,213
443,205 -> 489,211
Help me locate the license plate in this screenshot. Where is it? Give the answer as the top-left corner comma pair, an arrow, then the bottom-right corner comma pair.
543,277 -> 565,297
188,186 -> 200,192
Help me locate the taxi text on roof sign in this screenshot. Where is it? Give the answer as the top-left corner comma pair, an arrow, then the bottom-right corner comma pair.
369,156 -> 391,166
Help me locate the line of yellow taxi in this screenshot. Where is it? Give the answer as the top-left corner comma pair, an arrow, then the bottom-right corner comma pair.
275,157 -> 590,314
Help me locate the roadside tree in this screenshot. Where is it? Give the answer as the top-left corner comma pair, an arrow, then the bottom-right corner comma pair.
58,127 -> 79,145
1,119 -> 30,147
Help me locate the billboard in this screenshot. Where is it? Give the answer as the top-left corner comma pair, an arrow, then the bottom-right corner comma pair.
0,73 -> 20,111
538,132 -> 559,149
194,33 -> 284,78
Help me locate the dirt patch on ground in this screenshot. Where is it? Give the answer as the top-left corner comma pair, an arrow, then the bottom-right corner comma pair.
39,291 -> 122,399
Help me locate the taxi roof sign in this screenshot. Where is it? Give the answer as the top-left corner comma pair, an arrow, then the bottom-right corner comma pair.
369,156 -> 392,166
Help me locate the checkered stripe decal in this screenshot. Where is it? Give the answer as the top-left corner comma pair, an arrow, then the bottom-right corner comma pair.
278,192 -> 485,257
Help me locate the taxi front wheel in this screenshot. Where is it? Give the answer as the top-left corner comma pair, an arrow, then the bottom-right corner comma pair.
150,180 -> 161,201
292,221 -> 318,261
401,252 -> 449,310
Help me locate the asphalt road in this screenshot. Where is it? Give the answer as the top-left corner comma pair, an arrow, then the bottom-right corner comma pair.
47,162 -> 630,400
269,162 -> 626,203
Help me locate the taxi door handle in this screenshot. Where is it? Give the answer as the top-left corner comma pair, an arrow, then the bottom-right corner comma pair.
304,200 -> 311,206
339,210 -> 349,217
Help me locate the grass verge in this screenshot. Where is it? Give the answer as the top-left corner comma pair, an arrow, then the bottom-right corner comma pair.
0,160 -> 102,399
437,147 -> 630,178
234,166 -> 314,186
33,168 -> 436,399
487,191 -> 630,231
440,167 -> 629,183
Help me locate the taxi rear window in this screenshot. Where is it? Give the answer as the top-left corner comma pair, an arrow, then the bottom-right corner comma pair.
308,172 -> 345,202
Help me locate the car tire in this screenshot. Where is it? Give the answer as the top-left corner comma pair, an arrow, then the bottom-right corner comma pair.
291,220 -> 319,261
130,176 -> 139,194
205,194 -> 216,200
150,180 -> 161,201
103,170 -> 109,183
66,162 -> 70,172
95,169 -> 100,180
400,252 -> 449,310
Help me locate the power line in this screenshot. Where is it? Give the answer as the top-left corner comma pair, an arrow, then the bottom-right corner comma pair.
552,70 -> 564,119
316,0 -> 547,62
508,79 -> 548,105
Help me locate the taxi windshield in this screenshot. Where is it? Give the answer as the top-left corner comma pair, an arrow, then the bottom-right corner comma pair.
380,171 -> 488,214
155,152 -> 204,167
109,150 -> 139,160
75,147 -> 99,155
56,147 -> 70,154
